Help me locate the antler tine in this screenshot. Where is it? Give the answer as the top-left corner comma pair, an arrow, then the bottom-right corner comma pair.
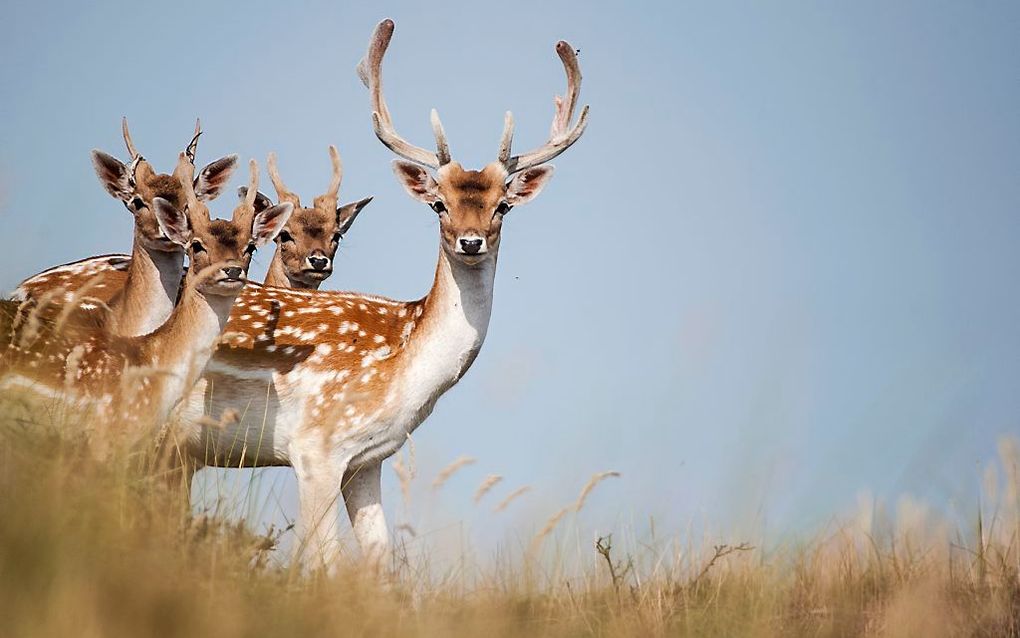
232,159 -> 259,224
505,40 -> 590,173
174,152 -> 203,218
185,118 -> 202,164
266,152 -> 301,208
325,145 -> 343,200
431,109 -> 451,166
551,42 -> 581,137
231,159 -> 258,223
359,19 -> 441,169
121,117 -> 140,160
244,159 -> 258,207
498,111 -> 514,165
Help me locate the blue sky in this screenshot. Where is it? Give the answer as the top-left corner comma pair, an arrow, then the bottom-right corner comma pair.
1,2 -> 1018,553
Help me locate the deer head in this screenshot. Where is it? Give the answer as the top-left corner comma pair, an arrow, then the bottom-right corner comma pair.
358,19 -> 588,267
90,118 -> 239,253
239,146 -> 372,288
152,155 -> 293,296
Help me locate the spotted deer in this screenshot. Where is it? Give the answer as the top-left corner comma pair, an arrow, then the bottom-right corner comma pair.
13,120 -> 239,338
170,18 -> 586,567
3,19 -> 588,570
243,147 -> 372,289
1,156 -> 292,447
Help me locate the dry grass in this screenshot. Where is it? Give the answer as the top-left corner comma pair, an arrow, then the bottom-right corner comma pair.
0,390 -> 1017,638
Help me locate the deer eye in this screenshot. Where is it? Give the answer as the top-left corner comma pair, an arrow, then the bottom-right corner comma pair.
244,241 -> 257,256
495,201 -> 511,216
191,240 -> 206,253
278,230 -> 294,243
332,232 -> 343,245
430,201 -> 447,214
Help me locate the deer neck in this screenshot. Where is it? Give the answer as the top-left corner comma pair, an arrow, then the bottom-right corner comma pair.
398,249 -> 497,410
115,239 -> 184,336
141,286 -> 237,419
265,250 -> 319,290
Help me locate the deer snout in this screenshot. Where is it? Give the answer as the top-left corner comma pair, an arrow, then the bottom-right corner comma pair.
222,266 -> 243,280
458,236 -> 485,255
307,255 -> 331,271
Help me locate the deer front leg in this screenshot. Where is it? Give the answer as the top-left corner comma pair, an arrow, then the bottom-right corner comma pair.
342,461 -> 391,572
291,449 -> 347,571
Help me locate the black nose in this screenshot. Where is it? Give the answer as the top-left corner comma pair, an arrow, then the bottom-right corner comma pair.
308,256 -> 330,271
459,238 -> 483,255
222,266 -> 242,280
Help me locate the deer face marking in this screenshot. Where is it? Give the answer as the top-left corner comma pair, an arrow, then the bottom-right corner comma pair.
255,147 -> 372,288
392,161 -> 554,267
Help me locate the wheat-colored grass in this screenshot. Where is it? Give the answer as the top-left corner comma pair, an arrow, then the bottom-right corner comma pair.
494,485 -> 532,513
474,473 -> 503,503
0,382 -> 1018,637
432,455 -> 476,490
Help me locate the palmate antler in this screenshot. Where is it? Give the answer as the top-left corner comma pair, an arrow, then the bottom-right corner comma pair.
357,19 -> 588,174
357,19 -> 451,169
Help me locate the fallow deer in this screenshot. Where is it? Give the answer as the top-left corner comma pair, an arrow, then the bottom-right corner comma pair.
1,156 -> 292,448
170,18 -> 586,567
3,19 -> 588,570
243,147 -> 372,289
12,119 -> 239,337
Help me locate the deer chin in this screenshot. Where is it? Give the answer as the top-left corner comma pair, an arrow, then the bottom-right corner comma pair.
449,249 -> 493,268
296,268 -> 332,283
201,277 -> 247,296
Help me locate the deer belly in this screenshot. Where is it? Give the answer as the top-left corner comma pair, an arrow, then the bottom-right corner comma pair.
174,366 -> 300,467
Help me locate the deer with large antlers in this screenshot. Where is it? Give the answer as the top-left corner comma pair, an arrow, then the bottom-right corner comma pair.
3,19 -> 587,570
245,147 -> 372,290
1,156 -> 292,445
13,120 -> 239,338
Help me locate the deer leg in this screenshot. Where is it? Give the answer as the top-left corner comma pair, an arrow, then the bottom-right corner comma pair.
291,450 -> 347,571
342,461 -> 390,572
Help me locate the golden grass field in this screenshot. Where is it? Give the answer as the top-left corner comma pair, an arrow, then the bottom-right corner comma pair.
0,378 -> 1017,638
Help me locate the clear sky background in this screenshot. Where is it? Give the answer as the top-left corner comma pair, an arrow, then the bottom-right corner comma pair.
1,2 -> 1018,557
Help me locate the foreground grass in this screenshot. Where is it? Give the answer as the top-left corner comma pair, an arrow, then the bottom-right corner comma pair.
0,400 -> 1017,638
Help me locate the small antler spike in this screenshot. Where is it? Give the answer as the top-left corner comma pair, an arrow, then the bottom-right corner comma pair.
175,152 -> 202,217
431,109 -> 451,166
185,118 -> 202,164
325,145 -> 343,200
244,159 -> 258,207
498,111 -> 514,165
266,152 -> 301,208
122,117 -> 140,160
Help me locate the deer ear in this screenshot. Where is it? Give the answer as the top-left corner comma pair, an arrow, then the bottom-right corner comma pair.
152,197 -> 192,246
194,154 -> 239,201
251,202 -> 294,247
91,150 -> 132,202
237,186 -> 274,213
392,161 -> 439,204
336,196 -> 373,236
506,166 -> 555,206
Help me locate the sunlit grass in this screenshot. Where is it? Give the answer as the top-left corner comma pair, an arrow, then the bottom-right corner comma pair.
0,381 -> 1017,636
